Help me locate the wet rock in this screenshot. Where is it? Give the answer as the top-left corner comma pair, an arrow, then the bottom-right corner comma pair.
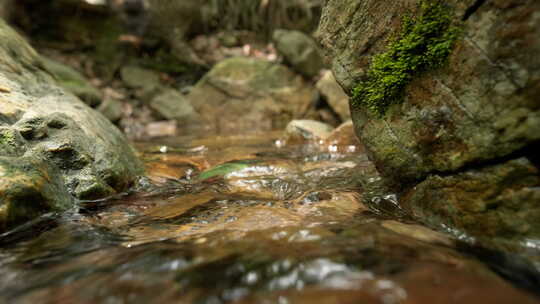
272,29 -> 324,78
149,88 -> 198,122
285,119 -> 333,142
0,20 -> 142,228
187,57 -> 319,134
316,70 -> 350,121
41,57 -> 102,107
0,126 -> 27,157
316,0 -> 540,261
402,158 -> 540,253
321,120 -> 363,153
0,157 -> 73,231
144,120 -> 177,138
97,99 -> 123,122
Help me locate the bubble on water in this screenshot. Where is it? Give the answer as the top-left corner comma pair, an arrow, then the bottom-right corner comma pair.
288,229 -> 321,242
375,279 -> 407,304
225,216 -> 238,223
243,272 -> 259,285
523,238 -> 540,249
328,145 -> 338,153
274,139 -> 286,148
272,231 -> 289,240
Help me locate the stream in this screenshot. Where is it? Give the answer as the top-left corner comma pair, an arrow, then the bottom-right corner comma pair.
0,131 -> 538,304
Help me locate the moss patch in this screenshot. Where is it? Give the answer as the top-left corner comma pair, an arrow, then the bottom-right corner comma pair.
351,0 -> 460,117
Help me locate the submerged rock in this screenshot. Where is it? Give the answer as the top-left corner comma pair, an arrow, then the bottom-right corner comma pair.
187,57 -> 319,134
272,29 -> 324,78
0,20 -> 142,229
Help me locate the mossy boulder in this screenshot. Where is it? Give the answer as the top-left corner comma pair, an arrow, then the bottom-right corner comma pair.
187,57 -> 319,134
317,0 -> 540,181
316,0 -> 540,261
0,20 -> 143,229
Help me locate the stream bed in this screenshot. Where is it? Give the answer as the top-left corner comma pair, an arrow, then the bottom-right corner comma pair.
0,131 -> 538,304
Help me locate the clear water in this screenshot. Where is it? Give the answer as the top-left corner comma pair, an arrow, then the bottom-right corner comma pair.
0,132 -> 538,304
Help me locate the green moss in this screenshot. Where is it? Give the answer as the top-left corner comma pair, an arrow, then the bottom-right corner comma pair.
0,129 -> 17,147
351,0 -> 460,117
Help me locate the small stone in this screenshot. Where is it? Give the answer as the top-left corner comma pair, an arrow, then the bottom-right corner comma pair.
316,70 -> 350,121
120,65 -> 161,90
145,121 -> 177,138
272,29 -> 324,78
149,89 -> 197,122
285,119 -> 333,142
97,99 -> 123,122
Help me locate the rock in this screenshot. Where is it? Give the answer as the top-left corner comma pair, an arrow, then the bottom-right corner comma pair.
317,0 -> 540,182
285,119 -> 333,142
0,20 -> 143,229
0,157 -> 73,231
402,158 -> 540,255
97,99 -> 123,122
120,65 -> 161,90
316,0 -> 540,261
218,31 -> 239,47
187,57 -> 319,134
149,88 -> 198,122
272,29 -> 324,78
322,120 -> 363,153
41,57 -> 102,107
316,70 -> 350,121
144,120 -> 177,138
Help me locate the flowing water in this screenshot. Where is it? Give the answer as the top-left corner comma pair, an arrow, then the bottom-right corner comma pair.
0,131 -> 539,304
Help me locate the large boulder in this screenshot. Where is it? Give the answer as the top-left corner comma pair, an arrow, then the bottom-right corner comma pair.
0,20 -> 142,229
187,57 -> 319,134
316,0 -> 540,258
317,0 -> 540,182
